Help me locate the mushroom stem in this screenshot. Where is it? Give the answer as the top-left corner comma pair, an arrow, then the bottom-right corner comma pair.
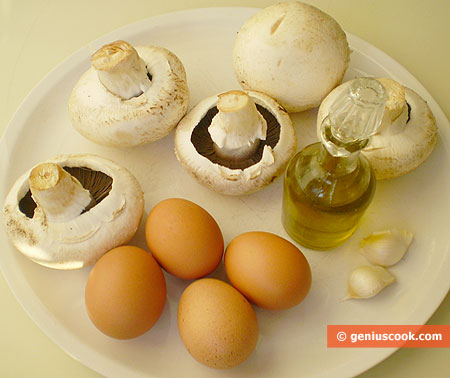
376,78 -> 408,135
29,163 -> 92,222
208,90 -> 267,161
91,40 -> 151,100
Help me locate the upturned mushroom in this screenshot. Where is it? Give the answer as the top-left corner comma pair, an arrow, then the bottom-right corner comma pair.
69,40 -> 189,147
174,90 -> 296,195
232,1 -> 350,113
2,154 -> 144,269
317,78 -> 438,179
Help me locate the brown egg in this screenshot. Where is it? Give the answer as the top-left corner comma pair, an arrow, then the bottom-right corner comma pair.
178,278 -> 258,369
225,231 -> 312,310
85,246 -> 166,339
145,198 -> 224,280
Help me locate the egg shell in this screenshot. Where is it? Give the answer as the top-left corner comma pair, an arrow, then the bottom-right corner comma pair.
177,278 -> 258,369
225,231 -> 312,310
85,245 -> 166,339
145,198 -> 224,280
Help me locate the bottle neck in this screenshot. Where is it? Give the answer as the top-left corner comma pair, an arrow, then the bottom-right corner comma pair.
317,115 -> 366,176
317,142 -> 360,177
320,116 -> 369,157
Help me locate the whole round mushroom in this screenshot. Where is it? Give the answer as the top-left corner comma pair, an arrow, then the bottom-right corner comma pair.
232,1 -> 350,113
2,154 -> 144,269
316,78 -> 438,179
174,90 -> 296,195
69,40 -> 190,147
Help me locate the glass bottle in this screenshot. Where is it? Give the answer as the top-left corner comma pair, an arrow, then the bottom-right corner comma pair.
282,78 -> 387,250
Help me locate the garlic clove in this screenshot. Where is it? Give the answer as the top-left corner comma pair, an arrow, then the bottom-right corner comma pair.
345,265 -> 396,300
360,229 -> 413,266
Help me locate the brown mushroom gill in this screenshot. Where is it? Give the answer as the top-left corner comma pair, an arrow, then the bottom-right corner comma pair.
19,167 -> 112,218
191,104 -> 281,170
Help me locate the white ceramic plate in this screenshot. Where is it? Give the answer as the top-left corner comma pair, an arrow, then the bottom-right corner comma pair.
1,7 -> 449,378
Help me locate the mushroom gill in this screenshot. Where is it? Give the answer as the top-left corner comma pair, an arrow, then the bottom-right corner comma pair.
19,166 -> 113,218
190,104 -> 281,170
64,167 -> 113,211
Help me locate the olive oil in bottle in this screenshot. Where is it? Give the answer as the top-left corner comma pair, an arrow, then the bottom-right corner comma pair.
282,78 -> 387,250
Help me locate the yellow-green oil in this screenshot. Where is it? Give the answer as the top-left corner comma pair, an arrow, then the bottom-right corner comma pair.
282,142 -> 376,250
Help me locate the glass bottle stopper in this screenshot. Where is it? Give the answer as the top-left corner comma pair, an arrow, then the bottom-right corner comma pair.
321,78 -> 387,156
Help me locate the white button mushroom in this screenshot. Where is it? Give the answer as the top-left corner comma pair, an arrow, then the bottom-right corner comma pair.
317,78 -> 438,179
2,154 -> 144,269
174,90 -> 296,195
232,2 -> 350,113
69,40 -> 190,147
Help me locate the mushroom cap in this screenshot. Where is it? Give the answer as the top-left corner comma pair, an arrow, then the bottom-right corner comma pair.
2,154 -> 144,269
317,78 -> 438,180
69,45 -> 189,147
232,1 -> 350,113
174,90 -> 296,195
